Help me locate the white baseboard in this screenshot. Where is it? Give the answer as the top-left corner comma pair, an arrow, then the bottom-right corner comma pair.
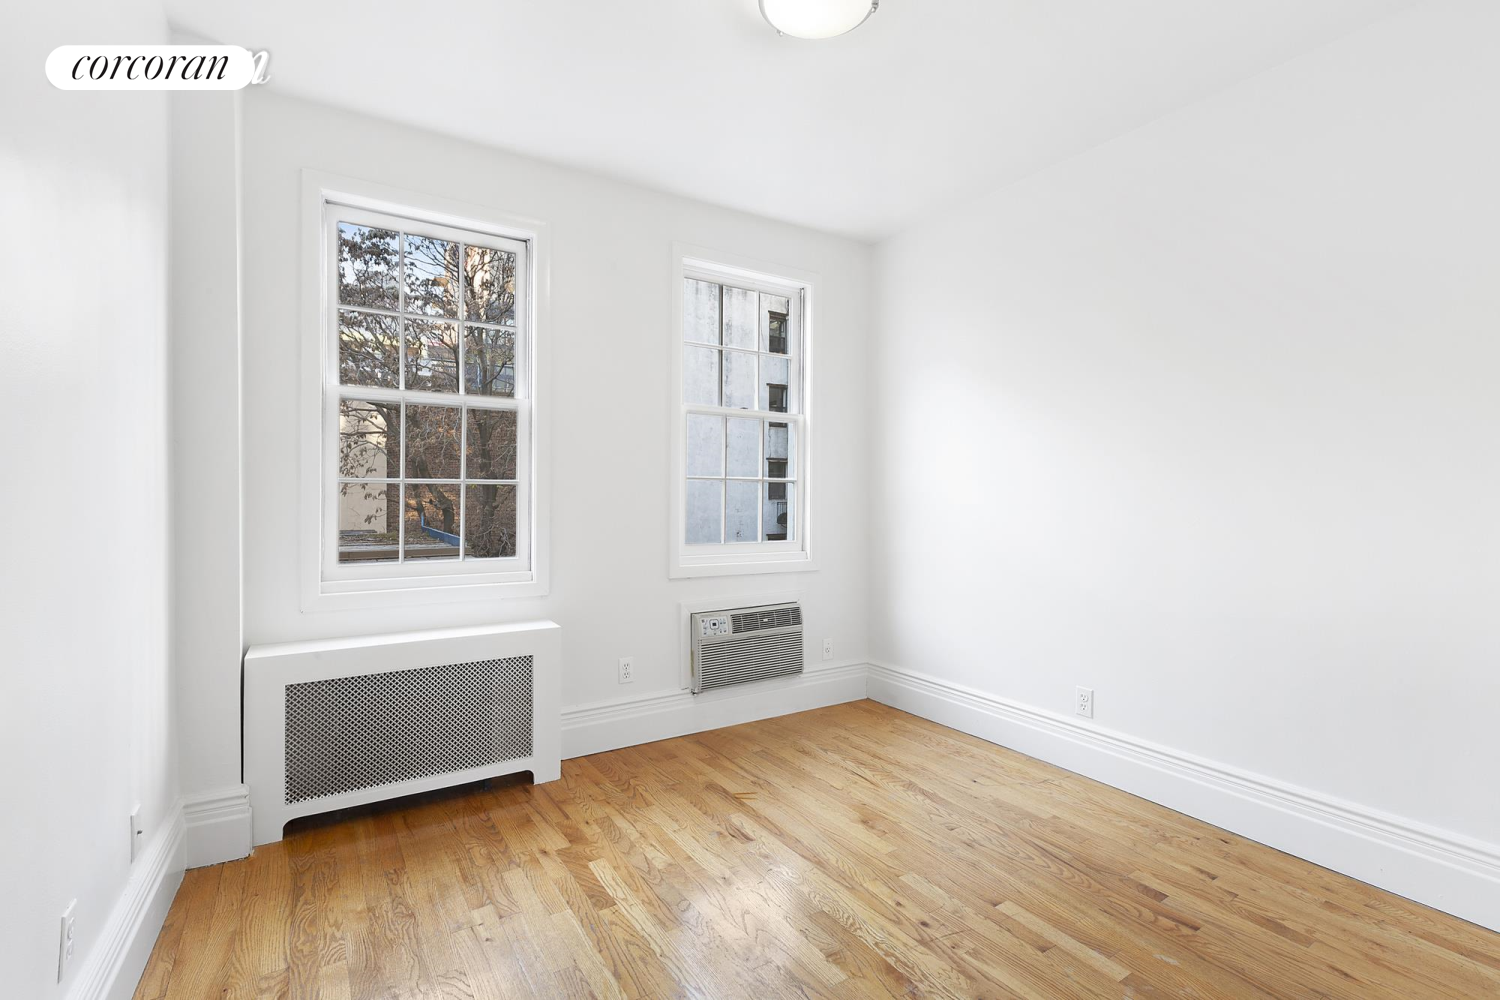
562,661 -> 870,759
867,662 -> 1500,932
67,801 -> 185,1000
182,784 -> 253,869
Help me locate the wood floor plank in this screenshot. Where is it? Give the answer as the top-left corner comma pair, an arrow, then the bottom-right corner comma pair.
136,701 -> 1500,999
161,862 -> 246,1000
132,865 -> 220,1000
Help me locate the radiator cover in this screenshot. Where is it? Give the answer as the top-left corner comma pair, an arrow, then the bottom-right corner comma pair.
244,621 -> 561,846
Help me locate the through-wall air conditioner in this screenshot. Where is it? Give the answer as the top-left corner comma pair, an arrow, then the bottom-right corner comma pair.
243,621 -> 561,846
690,602 -> 803,694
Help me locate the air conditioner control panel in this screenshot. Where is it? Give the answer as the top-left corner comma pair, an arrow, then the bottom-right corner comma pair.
698,615 -> 731,638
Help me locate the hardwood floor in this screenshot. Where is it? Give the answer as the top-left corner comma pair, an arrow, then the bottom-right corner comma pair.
135,701 -> 1499,999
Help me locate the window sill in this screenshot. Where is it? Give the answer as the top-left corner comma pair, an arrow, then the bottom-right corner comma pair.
668,552 -> 817,580
300,574 -> 548,613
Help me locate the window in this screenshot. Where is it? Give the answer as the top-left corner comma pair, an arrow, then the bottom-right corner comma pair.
316,197 -> 540,597
767,310 -> 789,355
672,251 -> 813,577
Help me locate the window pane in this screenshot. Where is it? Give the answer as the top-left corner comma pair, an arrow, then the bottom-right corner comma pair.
338,400 -> 400,479
463,245 -> 516,326
723,286 -> 757,350
686,480 -> 722,544
684,278 -> 720,345
726,417 -> 759,478
405,404 -> 461,479
723,350 -> 756,409
465,483 -> 517,558
465,325 -> 515,397
405,319 -> 460,393
467,408 -> 518,480
726,480 -> 759,542
762,295 -> 790,354
759,354 -> 789,412
764,482 -> 793,541
766,420 -> 795,477
338,310 -> 400,388
404,484 -> 461,559
686,414 -> 724,477
337,483 -> 399,563
684,346 -> 719,406
403,234 -> 459,317
337,223 -> 399,310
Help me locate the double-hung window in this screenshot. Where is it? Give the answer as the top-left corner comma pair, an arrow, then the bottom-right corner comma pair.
317,199 -> 538,596
672,253 -> 813,576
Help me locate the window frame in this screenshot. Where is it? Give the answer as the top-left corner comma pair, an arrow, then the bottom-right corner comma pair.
300,172 -> 550,610
669,245 -> 817,578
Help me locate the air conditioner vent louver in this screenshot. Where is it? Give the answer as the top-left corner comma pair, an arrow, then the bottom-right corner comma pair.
283,655 -> 533,805
732,605 -> 802,633
691,602 -> 803,694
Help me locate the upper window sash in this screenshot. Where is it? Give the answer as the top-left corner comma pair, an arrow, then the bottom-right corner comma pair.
682,268 -> 805,418
325,204 -> 531,400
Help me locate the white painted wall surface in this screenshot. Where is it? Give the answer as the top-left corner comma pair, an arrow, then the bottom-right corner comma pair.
168,79 -> 246,820
0,0 -> 178,994
871,0 -> 1499,845
231,93 -> 871,764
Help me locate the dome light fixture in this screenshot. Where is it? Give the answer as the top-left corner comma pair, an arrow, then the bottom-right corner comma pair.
759,0 -> 880,40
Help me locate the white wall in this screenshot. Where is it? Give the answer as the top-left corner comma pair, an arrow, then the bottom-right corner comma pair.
0,0 -> 178,994
168,76 -> 249,863
221,92 -> 870,776
872,0 -> 1498,859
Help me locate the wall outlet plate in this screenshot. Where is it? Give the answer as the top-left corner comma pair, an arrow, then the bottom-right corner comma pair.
618,656 -> 634,684
58,900 -> 76,983
821,638 -> 834,660
1076,686 -> 1094,719
129,803 -> 142,863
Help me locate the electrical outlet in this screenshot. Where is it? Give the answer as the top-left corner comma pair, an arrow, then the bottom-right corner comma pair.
1076,686 -> 1094,719
58,900 -> 76,983
618,656 -> 634,684
129,803 -> 143,863
821,638 -> 834,661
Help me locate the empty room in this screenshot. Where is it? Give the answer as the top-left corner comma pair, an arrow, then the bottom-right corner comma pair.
4,0 -> 1498,997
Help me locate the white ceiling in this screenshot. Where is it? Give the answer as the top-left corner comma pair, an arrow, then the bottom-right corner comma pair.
166,0 -> 1411,242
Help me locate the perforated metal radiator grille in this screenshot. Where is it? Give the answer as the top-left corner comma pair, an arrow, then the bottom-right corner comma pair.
283,656 -> 533,805
697,631 -> 802,692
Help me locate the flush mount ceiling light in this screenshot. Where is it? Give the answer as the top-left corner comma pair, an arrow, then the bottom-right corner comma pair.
759,0 -> 879,39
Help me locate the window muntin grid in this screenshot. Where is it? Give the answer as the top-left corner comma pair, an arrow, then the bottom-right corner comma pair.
681,275 -> 803,547
325,205 -> 531,574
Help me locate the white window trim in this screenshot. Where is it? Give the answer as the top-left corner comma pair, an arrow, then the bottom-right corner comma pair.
299,170 -> 551,611
669,243 -> 818,579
